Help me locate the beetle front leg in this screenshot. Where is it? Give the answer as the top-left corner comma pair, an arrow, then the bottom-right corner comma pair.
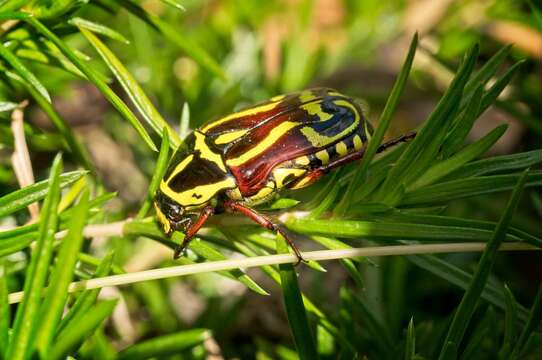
224,200 -> 306,265
173,206 -> 214,259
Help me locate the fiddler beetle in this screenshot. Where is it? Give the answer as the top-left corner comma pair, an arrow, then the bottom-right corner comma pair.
154,88 -> 415,262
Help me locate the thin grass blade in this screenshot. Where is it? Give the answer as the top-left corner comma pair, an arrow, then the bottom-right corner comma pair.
35,189 -> 90,357
117,329 -> 210,360
78,27 -> 179,147
438,169 -> 529,360
499,284 -> 518,358
68,17 -> 130,43
0,170 -> 85,217
405,317 -> 415,360
5,154 -> 63,360
0,261 -> 10,358
0,42 -> 51,102
336,33 -> 418,215
137,129 -> 170,218
277,235 -> 318,360
510,283 -> 542,359
50,299 -> 118,360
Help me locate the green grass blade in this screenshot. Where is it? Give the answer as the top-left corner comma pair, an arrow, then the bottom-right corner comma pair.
405,317 -> 416,360
179,102 -> 190,139
375,45 -> 479,205
118,0 -> 226,80
411,124 -> 507,190
0,101 -> 18,112
7,71 -> 95,172
335,33 -> 417,215
57,251 -> 115,334
117,329 -> 210,360
402,171 -> 542,206
5,154 -> 63,360
478,60 -> 524,115
23,16 -> 157,151
463,44 -> 511,101
0,170 -> 85,218
35,189 -> 90,357
50,299 -> 118,360
438,169 -> 529,360
158,0 -> 186,12
443,150 -> 542,181
499,285 -> 518,358
0,41 -> 51,102
0,261 -> 10,358
441,85 -> 483,157
510,283 -> 542,359
277,235 -> 318,360
78,27 -> 180,147
137,129 -> 170,218
68,17 -> 130,44
286,217 -> 522,243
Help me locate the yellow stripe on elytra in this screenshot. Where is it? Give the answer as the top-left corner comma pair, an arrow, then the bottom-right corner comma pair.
166,154 -> 194,182
194,132 -> 227,172
300,99 -> 360,148
226,121 -> 299,166
201,101 -> 279,132
214,129 -> 249,144
273,167 -> 306,188
160,177 -> 236,207
300,101 -> 332,122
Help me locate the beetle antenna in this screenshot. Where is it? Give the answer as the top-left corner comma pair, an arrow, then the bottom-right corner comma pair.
376,131 -> 416,153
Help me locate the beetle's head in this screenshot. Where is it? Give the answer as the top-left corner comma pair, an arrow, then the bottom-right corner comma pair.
154,191 -> 196,236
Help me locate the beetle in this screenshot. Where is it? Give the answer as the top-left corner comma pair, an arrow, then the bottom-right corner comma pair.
154,88 -> 415,262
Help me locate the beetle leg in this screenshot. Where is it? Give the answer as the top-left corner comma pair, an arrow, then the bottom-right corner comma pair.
173,206 -> 214,259
224,200 -> 306,265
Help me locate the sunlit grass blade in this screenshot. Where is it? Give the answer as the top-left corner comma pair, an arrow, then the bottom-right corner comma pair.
0,42 -> 51,102
117,329 -> 210,360
443,150 -> 542,181
57,251 -> 115,334
510,283 -> 542,359
78,27 -> 180,147
7,71 -> 95,172
335,33 -> 417,215
405,317 -> 415,360
137,129 -> 170,218
410,124 -> 507,190
438,169 -> 529,360
402,171 -> 542,206
0,170 -> 85,217
68,17 -> 130,44
5,154 -> 63,360
35,189 -> 90,357
19,15 -> 157,151
158,0 -> 186,12
277,235 -> 318,359
0,261 -> 10,357
375,45 -> 479,205
50,299 -> 118,360
286,217 -> 525,243
118,0 -> 227,80
0,101 -> 18,112
499,285 -> 518,358
179,102 -> 190,139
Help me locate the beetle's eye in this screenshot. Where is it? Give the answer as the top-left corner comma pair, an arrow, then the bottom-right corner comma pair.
167,205 -> 184,222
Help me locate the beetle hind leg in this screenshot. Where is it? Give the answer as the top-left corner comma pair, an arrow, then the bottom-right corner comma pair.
224,200 -> 306,265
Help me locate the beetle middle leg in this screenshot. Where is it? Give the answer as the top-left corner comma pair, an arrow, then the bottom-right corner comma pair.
173,206 -> 214,259
224,200 -> 306,265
